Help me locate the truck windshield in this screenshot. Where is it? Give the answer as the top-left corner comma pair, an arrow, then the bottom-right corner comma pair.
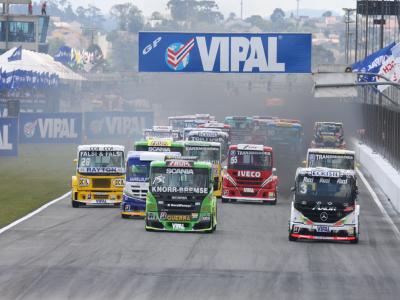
308,153 -> 354,169
296,176 -> 354,202
318,124 -> 342,136
228,150 -> 272,171
268,127 -> 300,139
150,167 -> 209,194
78,151 -> 124,174
126,160 -> 150,182
185,146 -> 220,164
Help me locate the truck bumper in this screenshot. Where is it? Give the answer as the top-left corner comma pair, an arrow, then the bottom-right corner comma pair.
121,194 -> 146,218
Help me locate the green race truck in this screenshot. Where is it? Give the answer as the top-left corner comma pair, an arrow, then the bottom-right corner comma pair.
145,159 -> 217,233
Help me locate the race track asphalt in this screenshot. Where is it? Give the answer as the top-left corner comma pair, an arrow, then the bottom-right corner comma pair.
0,169 -> 400,300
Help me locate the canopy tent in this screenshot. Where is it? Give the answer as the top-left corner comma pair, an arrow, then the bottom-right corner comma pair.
0,47 -> 85,90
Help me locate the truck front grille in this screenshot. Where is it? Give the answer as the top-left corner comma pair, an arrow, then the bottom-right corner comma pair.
92,178 -> 111,188
131,188 -> 147,200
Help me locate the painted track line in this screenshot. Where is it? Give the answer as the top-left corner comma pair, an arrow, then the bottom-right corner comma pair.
0,191 -> 70,236
357,169 -> 400,241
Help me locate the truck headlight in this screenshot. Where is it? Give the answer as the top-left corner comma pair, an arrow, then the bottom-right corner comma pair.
79,178 -> 90,187
113,178 -> 125,187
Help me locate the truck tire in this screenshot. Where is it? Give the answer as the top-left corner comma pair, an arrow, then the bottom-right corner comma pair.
222,198 -> 229,203
72,200 -> 80,208
288,234 -> 297,242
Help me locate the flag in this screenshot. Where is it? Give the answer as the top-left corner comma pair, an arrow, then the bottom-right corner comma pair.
8,46 -> 22,62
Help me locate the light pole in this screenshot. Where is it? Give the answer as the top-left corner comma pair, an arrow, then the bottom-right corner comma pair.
240,0 -> 243,20
343,8 -> 356,65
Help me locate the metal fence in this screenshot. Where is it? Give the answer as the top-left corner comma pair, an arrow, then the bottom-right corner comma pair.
354,1 -> 400,169
361,102 -> 400,169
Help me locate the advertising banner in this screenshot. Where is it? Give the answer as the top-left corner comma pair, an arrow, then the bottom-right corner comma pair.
19,112 -> 82,144
139,32 -> 312,73
84,111 -> 153,140
0,117 -> 18,156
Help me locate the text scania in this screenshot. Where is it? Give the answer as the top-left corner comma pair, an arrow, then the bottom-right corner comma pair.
197,36 -> 285,72
37,118 -> 77,139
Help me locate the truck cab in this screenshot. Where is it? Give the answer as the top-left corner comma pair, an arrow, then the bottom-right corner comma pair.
145,159 -> 217,232
311,122 -> 345,149
184,141 -> 222,197
266,120 -> 303,160
121,151 -> 181,218
71,145 -> 125,207
222,144 -> 278,204
289,167 -> 359,243
185,129 -> 229,161
224,116 -> 254,144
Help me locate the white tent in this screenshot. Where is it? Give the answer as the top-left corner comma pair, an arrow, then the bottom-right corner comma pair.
0,47 -> 85,82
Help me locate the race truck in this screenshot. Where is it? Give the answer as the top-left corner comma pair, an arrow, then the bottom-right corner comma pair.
198,121 -> 231,141
222,144 -> 278,204
184,141 -> 222,197
71,145 -> 125,207
143,126 -> 180,141
134,139 -> 184,154
266,119 -> 304,161
224,116 -> 254,144
121,151 -> 181,218
306,148 -> 356,170
288,167 -> 359,243
311,122 -> 346,149
145,159 -> 218,232
168,114 -> 215,134
252,118 -> 274,145
185,129 -> 229,161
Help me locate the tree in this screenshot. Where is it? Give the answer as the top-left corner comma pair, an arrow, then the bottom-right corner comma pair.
322,11 -> 333,18
270,8 -> 285,23
151,11 -> 164,20
167,0 -> 197,22
127,5 -> 144,32
313,45 -> 335,66
245,15 -> 266,29
227,12 -> 237,21
110,3 -> 144,32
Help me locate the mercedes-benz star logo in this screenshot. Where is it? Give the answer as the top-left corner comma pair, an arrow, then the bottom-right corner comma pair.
320,212 -> 328,222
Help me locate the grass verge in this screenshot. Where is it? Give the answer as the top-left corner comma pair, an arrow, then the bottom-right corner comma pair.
0,144 -> 76,228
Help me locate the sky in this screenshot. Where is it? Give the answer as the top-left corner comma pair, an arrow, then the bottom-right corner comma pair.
70,0 -> 356,18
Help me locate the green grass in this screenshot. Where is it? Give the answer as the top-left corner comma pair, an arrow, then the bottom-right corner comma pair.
0,144 -> 76,228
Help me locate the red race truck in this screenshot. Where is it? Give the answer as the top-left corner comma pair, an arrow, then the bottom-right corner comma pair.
222,144 -> 278,204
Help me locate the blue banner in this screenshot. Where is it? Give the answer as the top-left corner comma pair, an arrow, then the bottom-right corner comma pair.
0,117 -> 18,156
352,42 -> 396,82
85,111 -> 153,140
19,113 -> 82,144
139,32 -> 311,73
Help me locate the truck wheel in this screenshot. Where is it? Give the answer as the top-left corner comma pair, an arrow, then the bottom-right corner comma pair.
288,232 -> 297,241
121,214 -> 129,219
205,215 -> 215,233
350,237 -> 359,244
72,200 -> 80,208
271,198 -> 277,205
222,198 -> 229,203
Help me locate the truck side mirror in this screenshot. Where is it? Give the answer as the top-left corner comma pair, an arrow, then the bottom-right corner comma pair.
272,167 -> 277,173
302,160 -> 306,167
290,187 -> 296,192
73,158 -> 78,165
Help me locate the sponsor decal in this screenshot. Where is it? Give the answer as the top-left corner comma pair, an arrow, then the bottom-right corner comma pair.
149,140 -> 171,147
238,170 -> 261,178
167,160 -> 193,168
19,113 -> 81,144
166,168 -> 194,175
165,38 -> 195,71
312,201 -> 337,212
314,154 -> 354,160
160,214 -> 191,222
172,223 -> 185,230
78,167 -> 124,173
0,118 -> 18,156
139,32 -> 311,73
319,213 -> 329,222
311,170 -> 341,178
151,186 -> 208,194
85,112 -> 153,139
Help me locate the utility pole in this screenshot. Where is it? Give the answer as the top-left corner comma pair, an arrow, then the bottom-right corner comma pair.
240,0 -> 243,20
296,0 -> 300,19
343,8 -> 356,65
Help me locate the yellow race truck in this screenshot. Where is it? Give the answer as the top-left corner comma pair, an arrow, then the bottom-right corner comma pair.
71,144 -> 125,207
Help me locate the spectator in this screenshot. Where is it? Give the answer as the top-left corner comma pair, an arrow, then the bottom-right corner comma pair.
28,0 -> 33,15
41,1 -> 47,15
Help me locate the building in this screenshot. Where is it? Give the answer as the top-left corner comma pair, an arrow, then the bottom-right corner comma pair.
0,0 -> 49,54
